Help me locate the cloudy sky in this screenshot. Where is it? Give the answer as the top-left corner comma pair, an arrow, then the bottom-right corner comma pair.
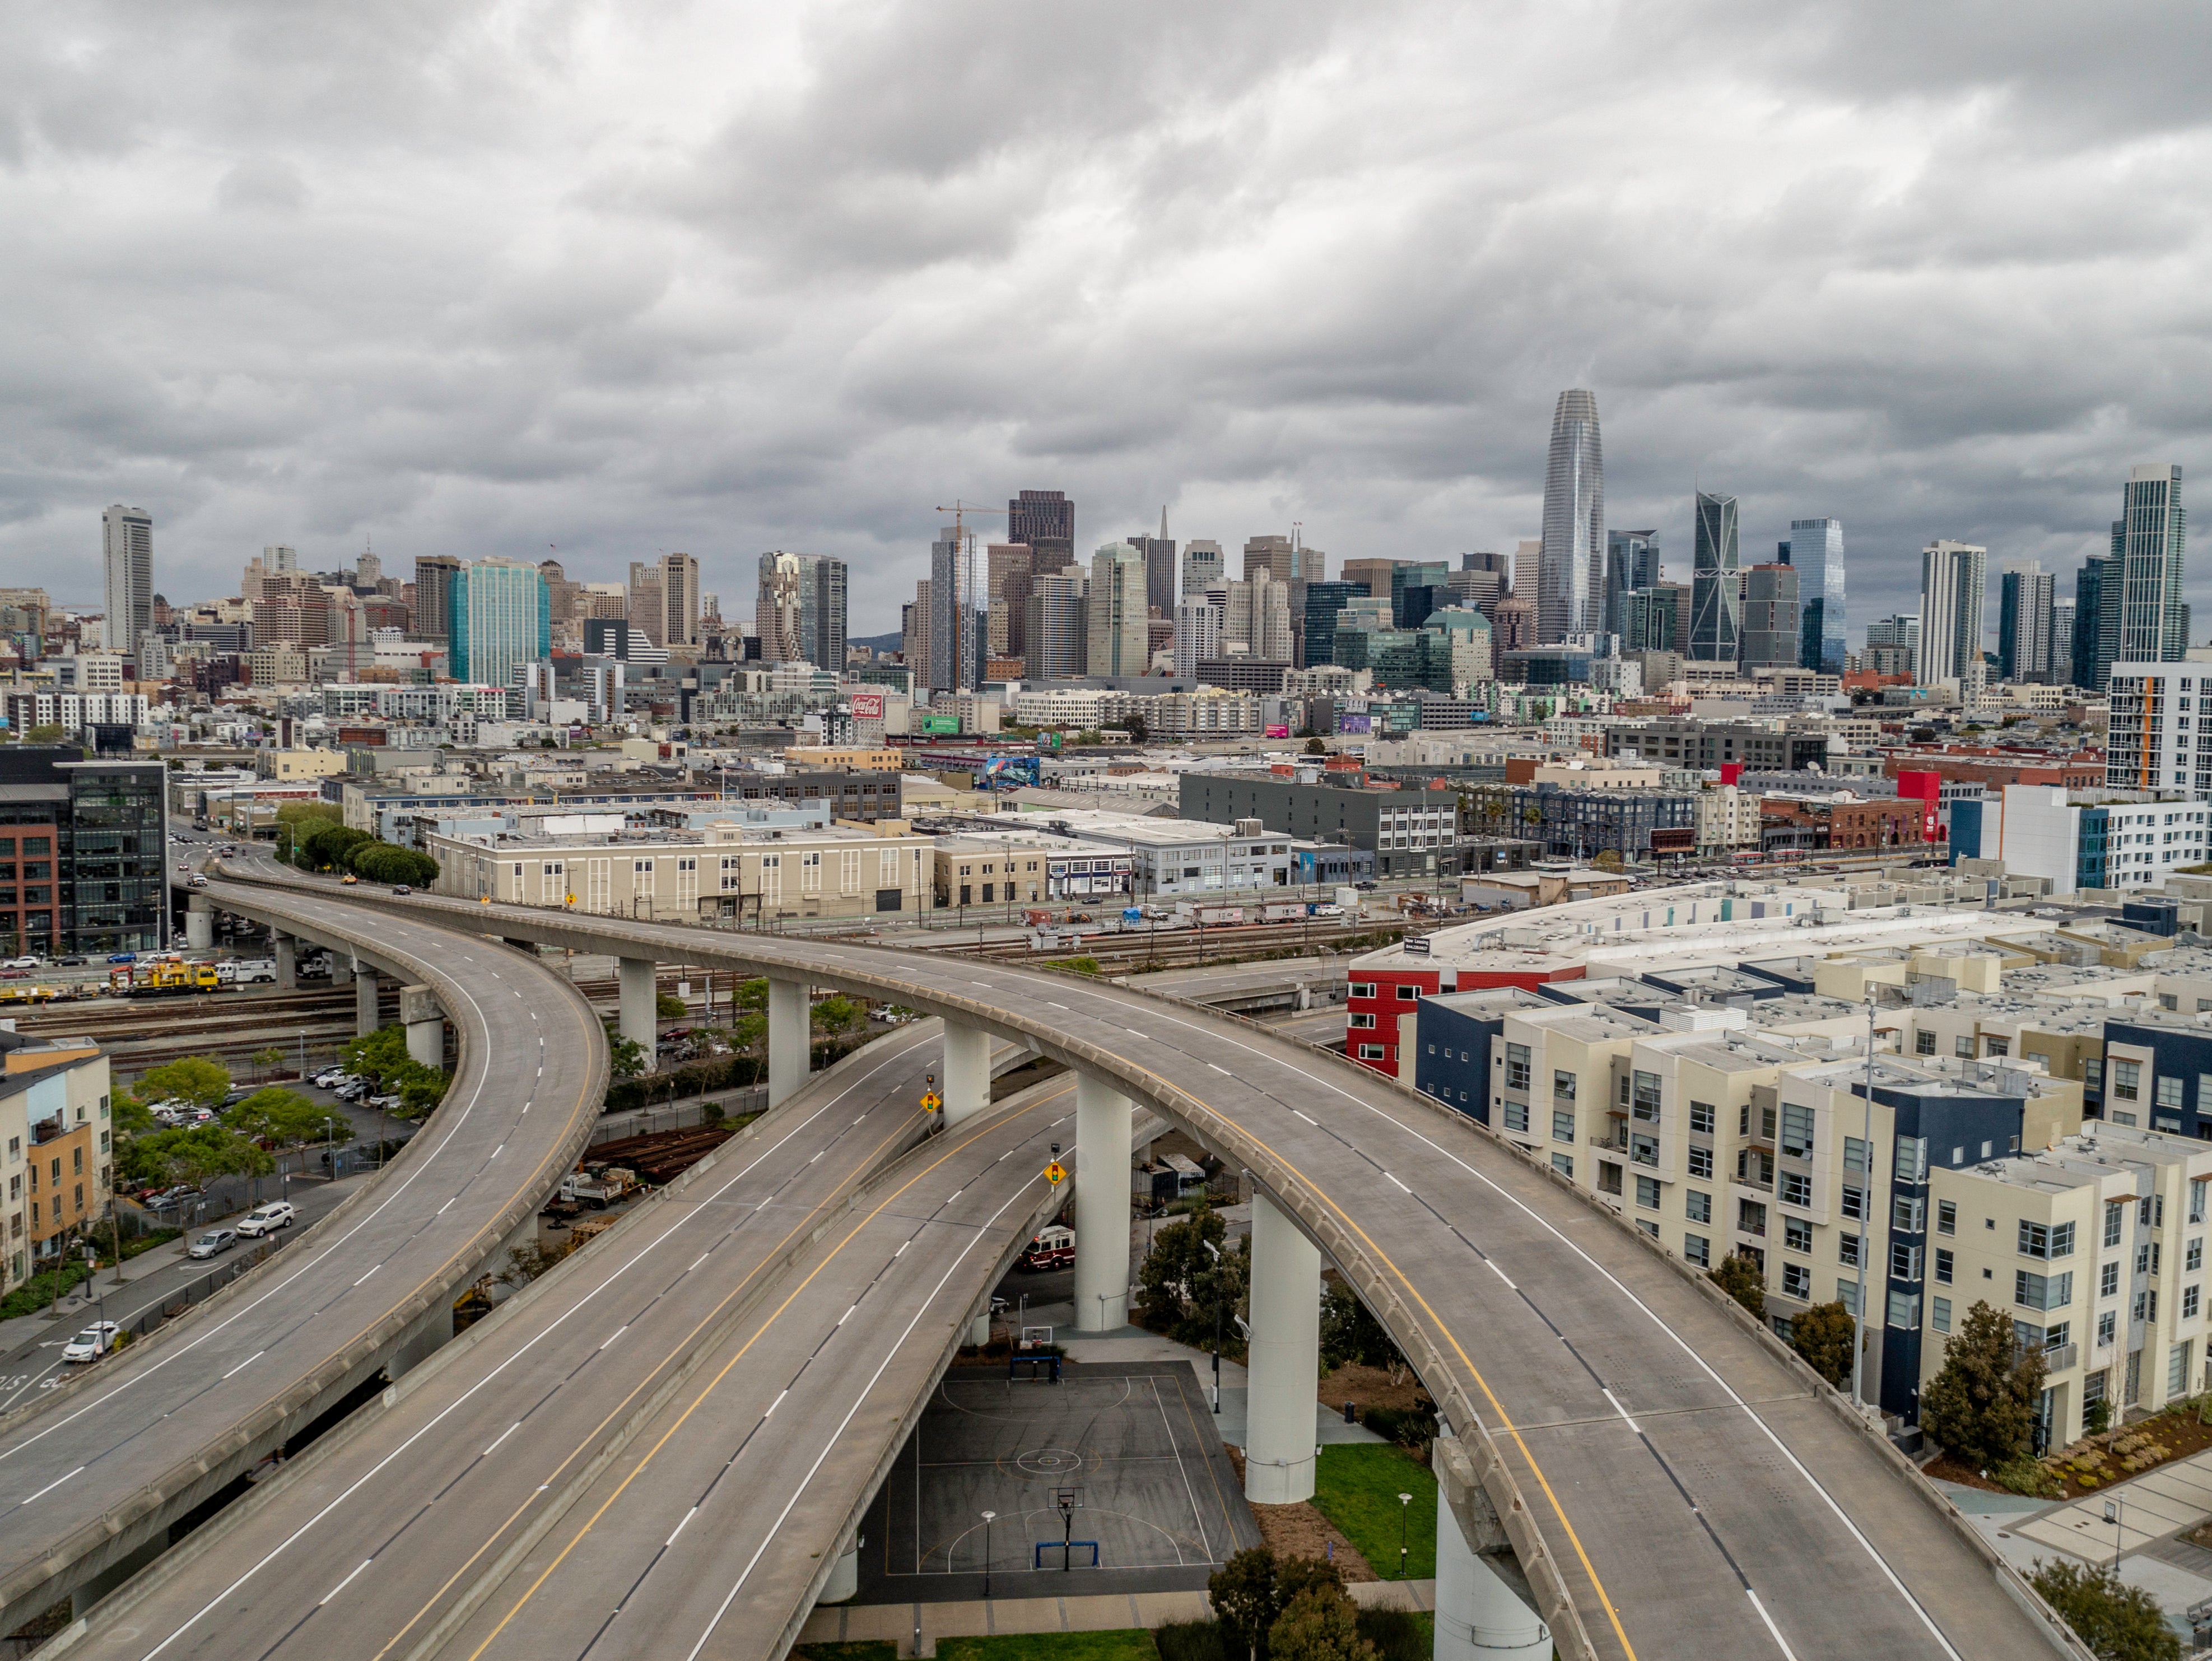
4,0 -> 2209,640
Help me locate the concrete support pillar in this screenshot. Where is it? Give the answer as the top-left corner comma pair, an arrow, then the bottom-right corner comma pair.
1245,1188 -> 1322,1504
617,956 -> 659,1074
767,977 -> 809,1106
355,966 -> 380,1036
329,953 -> 353,986
1074,1075 -> 1133,1332
821,1543 -> 859,1604
184,900 -> 212,951
273,931 -> 296,990
940,1020 -> 990,1127
401,984 -> 444,1070
1433,1436 -> 1550,1658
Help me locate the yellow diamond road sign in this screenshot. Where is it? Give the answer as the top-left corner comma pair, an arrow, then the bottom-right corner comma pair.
1044,1161 -> 1067,1185
921,1091 -> 942,1112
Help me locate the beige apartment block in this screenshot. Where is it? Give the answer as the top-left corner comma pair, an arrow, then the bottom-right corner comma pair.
1927,1124 -> 2212,1448
426,820 -> 937,925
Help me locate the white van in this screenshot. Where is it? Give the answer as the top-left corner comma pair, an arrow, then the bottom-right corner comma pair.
232,960 -> 277,984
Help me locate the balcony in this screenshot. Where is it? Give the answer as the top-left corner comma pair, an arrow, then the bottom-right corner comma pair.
2042,1343 -> 2080,1372
1587,1129 -> 1628,1153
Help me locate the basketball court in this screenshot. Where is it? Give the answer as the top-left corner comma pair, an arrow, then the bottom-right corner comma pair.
856,1358 -> 1261,1601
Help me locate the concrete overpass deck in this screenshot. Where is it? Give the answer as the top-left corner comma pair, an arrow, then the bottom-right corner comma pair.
208,868 -> 2078,1661
0,886 -> 608,1638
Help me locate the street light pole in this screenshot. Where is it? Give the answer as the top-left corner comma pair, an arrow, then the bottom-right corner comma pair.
1204,1238 -> 1224,1412
980,1510 -> 995,1601
1852,998 -> 1875,1413
1398,1491 -> 1413,1579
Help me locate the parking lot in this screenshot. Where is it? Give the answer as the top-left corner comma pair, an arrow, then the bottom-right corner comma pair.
856,1359 -> 1260,1603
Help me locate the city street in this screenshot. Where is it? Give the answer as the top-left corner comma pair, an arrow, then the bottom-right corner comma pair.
0,1170 -> 369,1415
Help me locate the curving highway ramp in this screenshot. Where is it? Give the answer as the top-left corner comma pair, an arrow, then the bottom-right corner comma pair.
239,872 -> 2083,1661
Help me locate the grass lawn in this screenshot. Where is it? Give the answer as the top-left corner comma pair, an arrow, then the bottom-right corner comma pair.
793,1645 -> 898,1661
938,1634 -> 1159,1661
1309,1444 -> 1438,1581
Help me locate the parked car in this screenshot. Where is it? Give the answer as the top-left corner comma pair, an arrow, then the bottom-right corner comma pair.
62,1322 -> 122,1364
186,1228 -> 238,1259
236,1201 -> 296,1237
311,1068 -> 348,1089
390,885 -> 413,895
2,955 -> 39,969
144,1184 -> 199,1209
0,970 -> 28,981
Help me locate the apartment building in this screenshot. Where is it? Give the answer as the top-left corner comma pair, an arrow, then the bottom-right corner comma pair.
0,1035 -> 114,1290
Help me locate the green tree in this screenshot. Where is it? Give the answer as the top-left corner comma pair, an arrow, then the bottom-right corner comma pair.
1788,1300 -> 1858,1389
1711,1251 -> 1766,1319
138,1056 -> 232,1111
252,1045 -> 283,1082
1321,1279 -> 1403,1373
141,1124 -> 274,1190
1270,1585 -> 1376,1661
111,1091 -> 159,1137
811,995 -> 864,1035
342,1026 -> 414,1088
1208,1548 -> 1282,1659
2027,1561 -> 2181,1661
606,1027 -> 646,1079
733,978 -> 769,1011
1137,1204 -> 1227,1333
300,823 -> 372,871
274,801 -> 343,863
24,724 -> 66,743
1304,737 -> 1328,756
1922,1300 -> 2047,1469
347,842 -> 439,885
1592,849 -> 1623,873
656,991 -> 687,1020
225,1087 -> 350,1151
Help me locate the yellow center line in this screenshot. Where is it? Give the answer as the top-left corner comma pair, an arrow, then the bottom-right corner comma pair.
463,1086 -> 1072,1661
366,1070 -> 935,1661
1145,1063 -> 1638,1661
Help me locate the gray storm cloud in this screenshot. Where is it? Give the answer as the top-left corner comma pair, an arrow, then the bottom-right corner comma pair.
1,0 -> 2208,636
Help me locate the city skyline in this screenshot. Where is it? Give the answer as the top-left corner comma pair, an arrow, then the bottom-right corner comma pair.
6,7 -> 2209,641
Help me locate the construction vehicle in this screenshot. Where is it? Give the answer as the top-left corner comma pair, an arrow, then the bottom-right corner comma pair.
557,1166 -> 640,1210
108,960 -> 222,997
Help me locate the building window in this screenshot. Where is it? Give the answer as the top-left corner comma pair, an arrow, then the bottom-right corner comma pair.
1685,1190 -> 1711,1224
1552,1110 -> 1575,1143
1893,1194 -> 1925,1232
1915,1029 -> 1936,1055
1843,1136 -> 1869,1173
2158,1076 -> 2185,1111
1502,1102 -> 1528,1133
2107,1200 -> 2127,1248
1356,1044 -> 1385,1060
1780,1103 -> 1814,1160
1887,1290 -> 1920,1330
2113,1060 -> 2141,1101
1632,1071 -> 1661,1122
1784,1217 -> 1811,1253
1631,1133 -> 1658,1167
1937,1200 -> 1957,1236
2019,1221 -> 2075,1260
1894,1135 -> 1927,1181
1932,1296 -> 1952,1334
2015,1269 -> 2073,1311
2186,1286 -> 2202,1320
1395,985 -> 1418,1001
1782,1263 -> 1811,1299
1936,1248 -> 1954,1284
2102,1260 -> 2122,1297
1684,1234 -> 1710,1268
1689,1100 -> 1716,1134
1779,1171 -> 1811,1208
1892,1241 -> 1922,1280
1954,1035 -> 1974,1059
1349,1012 -> 1376,1030
1840,1232 -> 1860,1267
1550,1152 -> 1573,1180
2171,1342 -> 2194,1398
1738,1199 -> 1767,1236
1687,1147 -> 1712,1179
1633,1175 -> 1660,1209
1841,1185 -> 1865,1221
1554,1069 -> 1577,1101
2085,1058 -> 2104,1092
2191,1239 -> 2204,1272
2099,1311 -> 2117,1348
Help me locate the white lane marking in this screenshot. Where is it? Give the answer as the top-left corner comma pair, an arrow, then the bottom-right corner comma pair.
1046,1002 -> 1068,1009
1601,1388 -> 1642,1436
1485,1260 -> 1515,1291
1747,1589 -> 1801,1660
490,1144 -> 504,1159
17,1465 -> 83,1507
122,1017 -> 946,1659
1207,1063 -> 1230,1074
688,1253 -> 710,1272
483,1422 -> 521,1457
1384,1172 -> 1411,1195
762,1388 -> 788,1418
600,1327 -> 627,1351
353,1265 -> 380,1286
666,1506 -> 698,1547
1292,1110 -> 1317,1124
318,1560 -> 373,1607
836,1305 -> 857,1327
222,1351 -> 265,1380
894,1239 -> 909,1257
437,1198 -> 456,1215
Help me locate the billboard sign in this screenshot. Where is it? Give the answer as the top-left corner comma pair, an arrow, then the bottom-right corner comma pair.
850,691 -> 884,719
922,715 -> 961,734
1265,724 -> 1290,739
1336,713 -> 1373,735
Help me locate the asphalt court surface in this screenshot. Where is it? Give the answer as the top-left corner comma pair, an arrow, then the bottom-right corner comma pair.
860,1359 -> 1261,1601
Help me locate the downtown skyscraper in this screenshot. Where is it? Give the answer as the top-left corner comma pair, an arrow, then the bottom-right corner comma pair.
1785,518 -> 1847,673
1918,539 -> 1987,688
1688,492 -> 1740,660
2116,464 -> 2187,662
1535,390 -> 1604,642
101,505 -> 152,658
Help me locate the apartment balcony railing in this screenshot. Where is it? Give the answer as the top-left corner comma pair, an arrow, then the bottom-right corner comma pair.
2043,1343 -> 2080,1372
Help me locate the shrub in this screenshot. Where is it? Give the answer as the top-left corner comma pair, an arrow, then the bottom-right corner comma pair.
1787,1300 -> 1858,1389
1710,1251 -> 1765,1319
1991,1456 -> 2062,1498
1270,1586 -> 1375,1661
2027,1560 -> 2181,1661
1154,1622 -> 1228,1661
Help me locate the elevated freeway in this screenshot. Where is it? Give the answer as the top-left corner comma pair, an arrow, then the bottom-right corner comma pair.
0,885 -> 607,1637
187,862 -> 2082,1661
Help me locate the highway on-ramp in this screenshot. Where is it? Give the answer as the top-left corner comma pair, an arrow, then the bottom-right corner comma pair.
243,871 -> 2075,1661
0,887 -> 606,1638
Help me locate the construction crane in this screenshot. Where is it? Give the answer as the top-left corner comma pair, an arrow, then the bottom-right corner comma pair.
934,500 -> 1007,692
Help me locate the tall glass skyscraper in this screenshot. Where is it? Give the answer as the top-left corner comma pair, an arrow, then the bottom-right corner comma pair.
2118,464 -> 2186,662
1688,492 -> 1740,660
1917,540 -> 1987,687
449,558 -> 550,688
1536,390 -> 1604,642
929,527 -> 984,693
1603,530 -> 1657,638
1786,518 -> 1847,673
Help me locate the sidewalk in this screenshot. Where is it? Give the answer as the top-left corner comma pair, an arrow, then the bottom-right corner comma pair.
798,1578 -> 1436,1653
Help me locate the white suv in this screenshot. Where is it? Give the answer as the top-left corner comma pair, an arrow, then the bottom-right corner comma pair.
236,1201 -> 296,1237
